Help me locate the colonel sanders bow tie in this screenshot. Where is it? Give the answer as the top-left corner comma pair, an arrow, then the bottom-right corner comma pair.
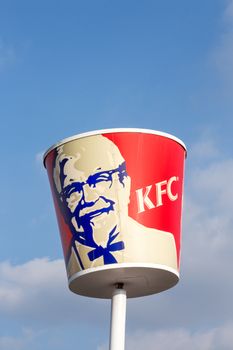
76,225 -> 125,264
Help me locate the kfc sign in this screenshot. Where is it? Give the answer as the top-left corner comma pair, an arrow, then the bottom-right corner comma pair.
44,129 -> 186,298
136,176 -> 179,213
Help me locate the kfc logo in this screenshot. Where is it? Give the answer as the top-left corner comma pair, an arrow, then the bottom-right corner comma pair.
136,176 -> 179,213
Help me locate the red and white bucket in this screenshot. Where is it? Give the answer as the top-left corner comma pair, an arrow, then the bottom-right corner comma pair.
44,128 -> 187,298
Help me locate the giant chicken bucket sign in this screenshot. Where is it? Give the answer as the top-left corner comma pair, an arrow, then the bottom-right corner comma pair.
44,128 -> 187,299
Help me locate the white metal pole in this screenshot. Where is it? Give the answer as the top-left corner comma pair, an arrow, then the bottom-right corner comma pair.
109,283 -> 127,350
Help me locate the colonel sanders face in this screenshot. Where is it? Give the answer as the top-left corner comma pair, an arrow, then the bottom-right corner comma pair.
53,135 -> 131,234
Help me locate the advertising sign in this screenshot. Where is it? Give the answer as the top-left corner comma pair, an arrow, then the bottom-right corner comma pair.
44,129 -> 186,298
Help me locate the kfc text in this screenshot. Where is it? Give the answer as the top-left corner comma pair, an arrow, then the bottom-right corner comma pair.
136,176 -> 179,213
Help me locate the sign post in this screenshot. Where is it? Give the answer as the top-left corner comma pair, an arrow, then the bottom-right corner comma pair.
110,284 -> 127,350
43,128 -> 187,349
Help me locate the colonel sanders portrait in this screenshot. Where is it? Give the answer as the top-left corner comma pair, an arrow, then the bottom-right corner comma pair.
52,134 -> 178,278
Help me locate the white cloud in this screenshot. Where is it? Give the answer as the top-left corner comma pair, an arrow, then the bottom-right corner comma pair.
0,258 -> 108,327
184,156 -> 233,265
98,323 -> 233,350
0,328 -> 41,350
0,258 -> 65,313
126,324 -> 233,350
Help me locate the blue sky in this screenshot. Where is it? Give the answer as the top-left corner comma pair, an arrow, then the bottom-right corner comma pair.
1,0 -> 233,349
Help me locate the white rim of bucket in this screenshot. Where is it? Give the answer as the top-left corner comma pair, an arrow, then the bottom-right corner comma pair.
68,262 -> 180,286
43,128 -> 187,167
